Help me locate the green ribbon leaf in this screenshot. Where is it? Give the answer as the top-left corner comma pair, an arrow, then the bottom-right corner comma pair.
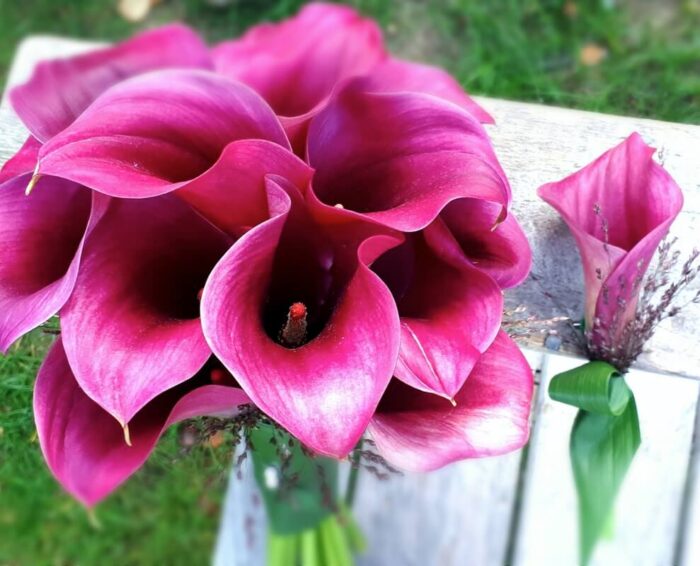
549,361 -> 641,565
549,360 -> 631,415
249,423 -> 338,536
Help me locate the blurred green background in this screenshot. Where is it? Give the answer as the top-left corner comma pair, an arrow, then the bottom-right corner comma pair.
0,1 -> 698,564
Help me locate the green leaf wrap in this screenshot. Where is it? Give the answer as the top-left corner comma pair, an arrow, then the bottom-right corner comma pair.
549,360 -> 641,565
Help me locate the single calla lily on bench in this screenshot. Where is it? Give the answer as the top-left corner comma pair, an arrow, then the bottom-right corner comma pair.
538,133 -> 683,362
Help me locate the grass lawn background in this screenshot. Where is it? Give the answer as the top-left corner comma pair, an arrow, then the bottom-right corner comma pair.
0,1 -> 698,564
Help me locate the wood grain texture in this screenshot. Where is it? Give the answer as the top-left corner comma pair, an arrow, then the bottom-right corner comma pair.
2,37 -> 700,566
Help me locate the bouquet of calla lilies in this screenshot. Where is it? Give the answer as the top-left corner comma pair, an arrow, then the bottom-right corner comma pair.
1,3 -> 696,565
0,3 -> 534,564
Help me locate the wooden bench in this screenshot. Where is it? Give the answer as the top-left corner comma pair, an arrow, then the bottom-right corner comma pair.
3,37 -> 699,566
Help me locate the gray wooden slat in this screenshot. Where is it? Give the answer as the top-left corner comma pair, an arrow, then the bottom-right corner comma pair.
212,446 -> 266,566
353,444 -> 525,566
353,348 -> 545,566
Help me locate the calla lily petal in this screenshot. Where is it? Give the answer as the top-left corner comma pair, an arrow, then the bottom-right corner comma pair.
307,82 -> 510,232
202,178 -> 401,457
369,330 -> 533,471
362,58 -> 494,124
60,195 -> 230,426
37,70 -> 288,198
538,133 -> 683,332
0,175 -> 106,353
34,338 -> 250,507
441,198 -> 532,288
373,222 -> 503,400
10,24 -> 212,142
212,2 -> 385,118
176,139 -> 312,237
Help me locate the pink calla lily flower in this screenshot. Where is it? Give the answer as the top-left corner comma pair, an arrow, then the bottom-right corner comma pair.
212,2 -> 491,151
538,133 -> 683,347
34,338 -> 250,506
10,5 -> 491,155
372,220 -> 503,400
307,80 -> 510,233
440,197 -> 532,289
35,70 -> 289,198
0,140 -> 108,352
59,195 -> 231,428
369,331 -> 533,471
212,3 -> 385,120
202,177 -> 403,457
360,58 -> 494,125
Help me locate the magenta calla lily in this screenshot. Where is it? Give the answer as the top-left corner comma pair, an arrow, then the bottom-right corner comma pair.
35,338 -> 250,506
307,81 -> 510,232
0,137 -> 107,352
372,221 -> 503,400
0,5 -> 536,505
10,24 -> 212,142
440,198 -> 532,289
361,58 -> 494,124
212,2 -> 385,119
202,178 -> 403,457
369,331 -> 533,472
35,70 -> 289,198
538,133 -> 683,345
60,195 -> 231,427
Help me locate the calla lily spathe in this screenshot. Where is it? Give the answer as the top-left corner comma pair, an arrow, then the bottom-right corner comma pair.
538,133 -> 683,348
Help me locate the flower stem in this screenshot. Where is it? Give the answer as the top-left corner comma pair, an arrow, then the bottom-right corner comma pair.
344,439 -> 363,508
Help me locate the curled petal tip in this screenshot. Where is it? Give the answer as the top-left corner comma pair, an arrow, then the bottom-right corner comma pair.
490,207 -> 508,232
25,163 -> 42,196
122,423 -> 132,447
449,398 -> 457,407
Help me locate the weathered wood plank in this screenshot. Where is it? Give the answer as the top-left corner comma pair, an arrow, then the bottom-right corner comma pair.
513,353 -> 699,566
353,350 -> 544,566
212,445 -> 266,566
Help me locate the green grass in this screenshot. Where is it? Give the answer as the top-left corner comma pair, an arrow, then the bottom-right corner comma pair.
0,332 -> 235,566
0,1 -> 698,564
0,0 -> 698,122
